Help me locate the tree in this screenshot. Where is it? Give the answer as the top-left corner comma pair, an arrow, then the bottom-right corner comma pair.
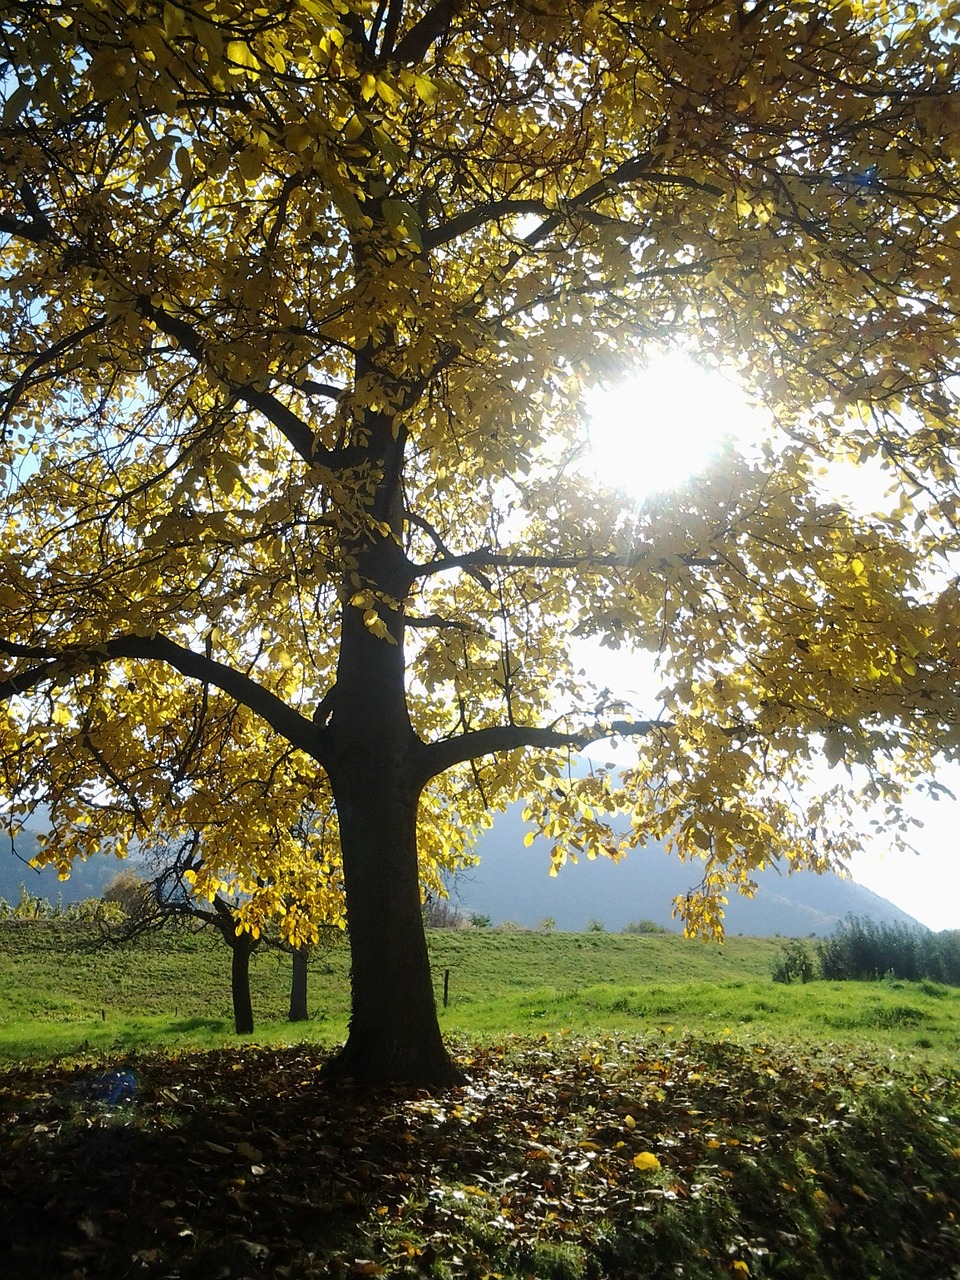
102,867 -> 153,917
98,837 -> 263,1033
2,0 -> 960,1084
100,823 -> 346,1033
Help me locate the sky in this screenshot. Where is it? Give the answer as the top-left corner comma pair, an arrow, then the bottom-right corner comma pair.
583,354 -> 960,933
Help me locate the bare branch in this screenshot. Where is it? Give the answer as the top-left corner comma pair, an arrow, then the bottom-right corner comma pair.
417,718 -> 664,783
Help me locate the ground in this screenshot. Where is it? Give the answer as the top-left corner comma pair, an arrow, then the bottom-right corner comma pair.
2,1035 -> 959,1279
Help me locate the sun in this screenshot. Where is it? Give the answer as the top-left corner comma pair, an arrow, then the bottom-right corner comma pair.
583,351 -> 768,501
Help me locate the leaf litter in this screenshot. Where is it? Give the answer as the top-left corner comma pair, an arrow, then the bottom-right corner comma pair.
1,1034 -> 958,1278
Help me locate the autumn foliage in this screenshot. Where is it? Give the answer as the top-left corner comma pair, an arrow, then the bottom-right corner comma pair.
3,0 -> 960,1080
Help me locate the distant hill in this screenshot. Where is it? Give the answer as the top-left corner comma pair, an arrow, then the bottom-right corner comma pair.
452,802 -> 924,936
3,802 -> 922,938
0,828 -> 128,906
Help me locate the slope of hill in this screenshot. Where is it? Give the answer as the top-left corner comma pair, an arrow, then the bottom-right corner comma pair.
453,803 -> 923,936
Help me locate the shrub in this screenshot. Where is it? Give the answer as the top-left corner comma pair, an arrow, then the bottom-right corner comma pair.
102,869 -> 152,918
422,895 -> 465,929
587,918 -> 606,932
621,919 -> 667,935
539,917 -> 556,933
469,913 -> 491,929
815,917 -> 960,986
772,939 -> 815,984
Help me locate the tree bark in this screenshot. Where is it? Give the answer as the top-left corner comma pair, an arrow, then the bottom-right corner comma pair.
324,763 -> 460,1085
289,947 -> 309,1022
229,933 -> 256,1035
320,529 -> 462,1087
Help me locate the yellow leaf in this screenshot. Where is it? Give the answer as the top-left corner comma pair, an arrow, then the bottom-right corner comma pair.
226,40 -> 260,72
632,1151 -> 661,1172
413,73 -> 439,106
375,78 -> 400,108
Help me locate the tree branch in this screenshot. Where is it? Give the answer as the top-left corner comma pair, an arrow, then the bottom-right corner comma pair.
1,318 -> 110,429
413,547 -> 714,579
412,549 -> 640,579
0,634 -> 322,761
404,612 -> 491,635
0,211 -> 53,244
0,199 -> 351,467
384,0 -> 466,65
133,298 -> 355,468
379,0 -> 406,57
0,658 -> 55,701
417,718 -> 664,784
422,199 -> 552,251
423,156 -> 725,253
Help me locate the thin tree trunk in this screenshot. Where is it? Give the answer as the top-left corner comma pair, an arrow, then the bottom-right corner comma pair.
212,896 -> 257,1035
289,946 -> 309,1022
230,934 -> 256,1035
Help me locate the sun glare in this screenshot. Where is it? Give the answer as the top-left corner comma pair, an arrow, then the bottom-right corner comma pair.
583,352 -> 769,501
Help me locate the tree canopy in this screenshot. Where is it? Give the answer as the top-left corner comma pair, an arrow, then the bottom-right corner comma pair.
2,0 -> 960,1081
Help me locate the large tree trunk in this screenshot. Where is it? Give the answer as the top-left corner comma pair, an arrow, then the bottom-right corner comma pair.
325,763 -> 460,1085
289,947 -> 309,1022
320,523 -> 461,1087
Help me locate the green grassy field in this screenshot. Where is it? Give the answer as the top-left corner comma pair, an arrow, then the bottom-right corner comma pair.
2,921 -> 959,1069
4,921 -> 960,1278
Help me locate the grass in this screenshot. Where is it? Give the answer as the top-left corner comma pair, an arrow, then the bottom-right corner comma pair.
3,922 -> 960,1277
2,921 -> 959,1068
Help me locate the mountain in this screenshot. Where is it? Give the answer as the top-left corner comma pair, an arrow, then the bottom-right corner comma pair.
451,802 -> 924,936
0,828 -> 127,906
3,803 -> 921,937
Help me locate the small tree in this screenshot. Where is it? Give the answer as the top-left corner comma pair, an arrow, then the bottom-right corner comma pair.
101,869 -> 152,918
422,894 -> 466,929
772,940 -> 816,985
622,920 -> 668,936
99,837 -> 263,1034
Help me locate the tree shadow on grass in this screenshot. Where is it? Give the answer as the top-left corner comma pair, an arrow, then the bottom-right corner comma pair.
1,1040 -> 959,1280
